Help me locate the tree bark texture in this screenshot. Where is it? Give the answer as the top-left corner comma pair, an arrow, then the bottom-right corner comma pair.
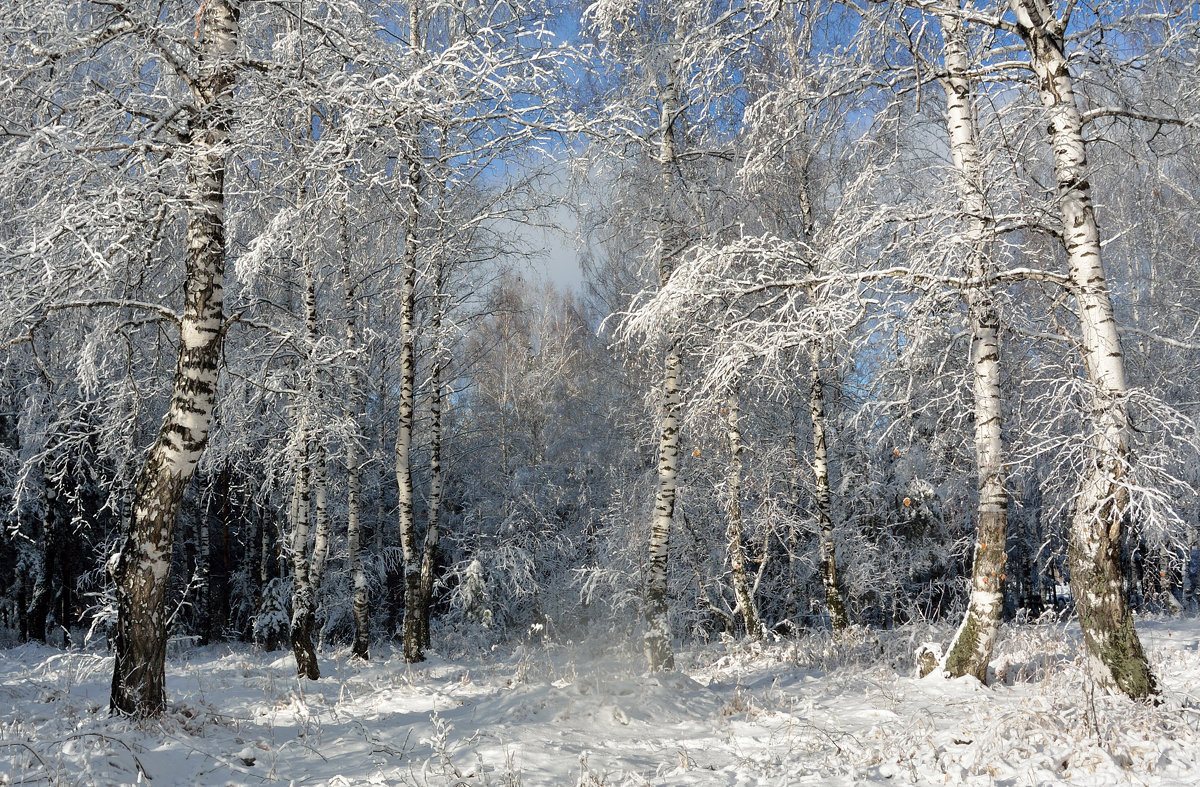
288,430 -> 320,680
419,316 -> 445,650
724,396 -> 761,638
1008,0 -> 1155,699
645,65 -> 683,672
286,255 -> 325,679
418,132 -> 450,652
341,200 -> 370,660
396,148 -> 424,664
808,342 -> 849,633
109,0 -> 237,717
939,10 -> 1009,683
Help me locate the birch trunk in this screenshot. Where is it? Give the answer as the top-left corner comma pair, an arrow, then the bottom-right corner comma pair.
309,441 -> 331,593
793,126 -> 849,634
784,429 -> 803,625
109,0 -> 237,717
341,200 -> 370,660
938,10 -> 1008,683
724,396 -> 760,638
396,149 -> 423,664
1186,513 -> 1199,613
417,362 -> 443,649
419,315 -> 445,650
395,0 -> 426,664
808,342 -> 849,632
197,499 -> 211,644
28,485 -> 56,643
1008,0 -> 1156,698
206,467 -> 230,644
417,130 -> 450,652
288,432 -> 320,679
645,66 -> 682,672
288,265 -> 322,680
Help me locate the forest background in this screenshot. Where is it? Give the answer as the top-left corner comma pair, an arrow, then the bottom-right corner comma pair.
2,0 -> 1200,721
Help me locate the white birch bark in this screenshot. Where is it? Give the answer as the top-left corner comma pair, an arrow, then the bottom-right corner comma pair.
288,426 -> 320,679
415,127 -> 452,652
109,0 -> 238,717
418,238 -> 447,651
197,500 -> 211,642
341,198 -> 370,660
1186,512 -> 1199,613
394,0 -> 426,665
724,395 -> 760,638
808,341 -> 849,632
418,350 -> 444,650
938,10 -> 1008,683
396,147 -> 424,663
288,258 -> 321,680
1007,0 -> 1155,698
794,151 -> 849,633
645,64 -> 682,672
309,440 -> 331,592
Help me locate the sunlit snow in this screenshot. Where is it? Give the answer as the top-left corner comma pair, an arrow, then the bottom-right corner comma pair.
2,618 -> 1199,785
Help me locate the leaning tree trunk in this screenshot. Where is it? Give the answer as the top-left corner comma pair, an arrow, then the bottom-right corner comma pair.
645,66 -> 683,672
807,341 -> 850,633
938,10 -> 1009,683
109,0 -> 237,717
1008,0 -> 1155,699
724,395 -> 760,638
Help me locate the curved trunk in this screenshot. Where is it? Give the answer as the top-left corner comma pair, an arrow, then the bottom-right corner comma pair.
939,10 -> 1008,683
109,0 -> 237,717
1008,0 -> 1155,698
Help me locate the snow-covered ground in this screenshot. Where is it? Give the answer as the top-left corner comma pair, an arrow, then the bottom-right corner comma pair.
2,618 -> 1199,786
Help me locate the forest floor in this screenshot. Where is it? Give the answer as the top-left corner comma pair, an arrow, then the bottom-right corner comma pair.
1,617 -> 1199,786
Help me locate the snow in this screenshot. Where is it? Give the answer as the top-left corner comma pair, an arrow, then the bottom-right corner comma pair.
3,618 -> 1200,785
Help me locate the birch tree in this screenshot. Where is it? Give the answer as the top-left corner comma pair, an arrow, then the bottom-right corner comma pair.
583,0 -> 755,671
1003,0 -> 1155,698
935,10 -> 1009,683
621,1 -> 886,634
340,194 -> 371,660
107,0 -> 239,717
722,395 -> 761,637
